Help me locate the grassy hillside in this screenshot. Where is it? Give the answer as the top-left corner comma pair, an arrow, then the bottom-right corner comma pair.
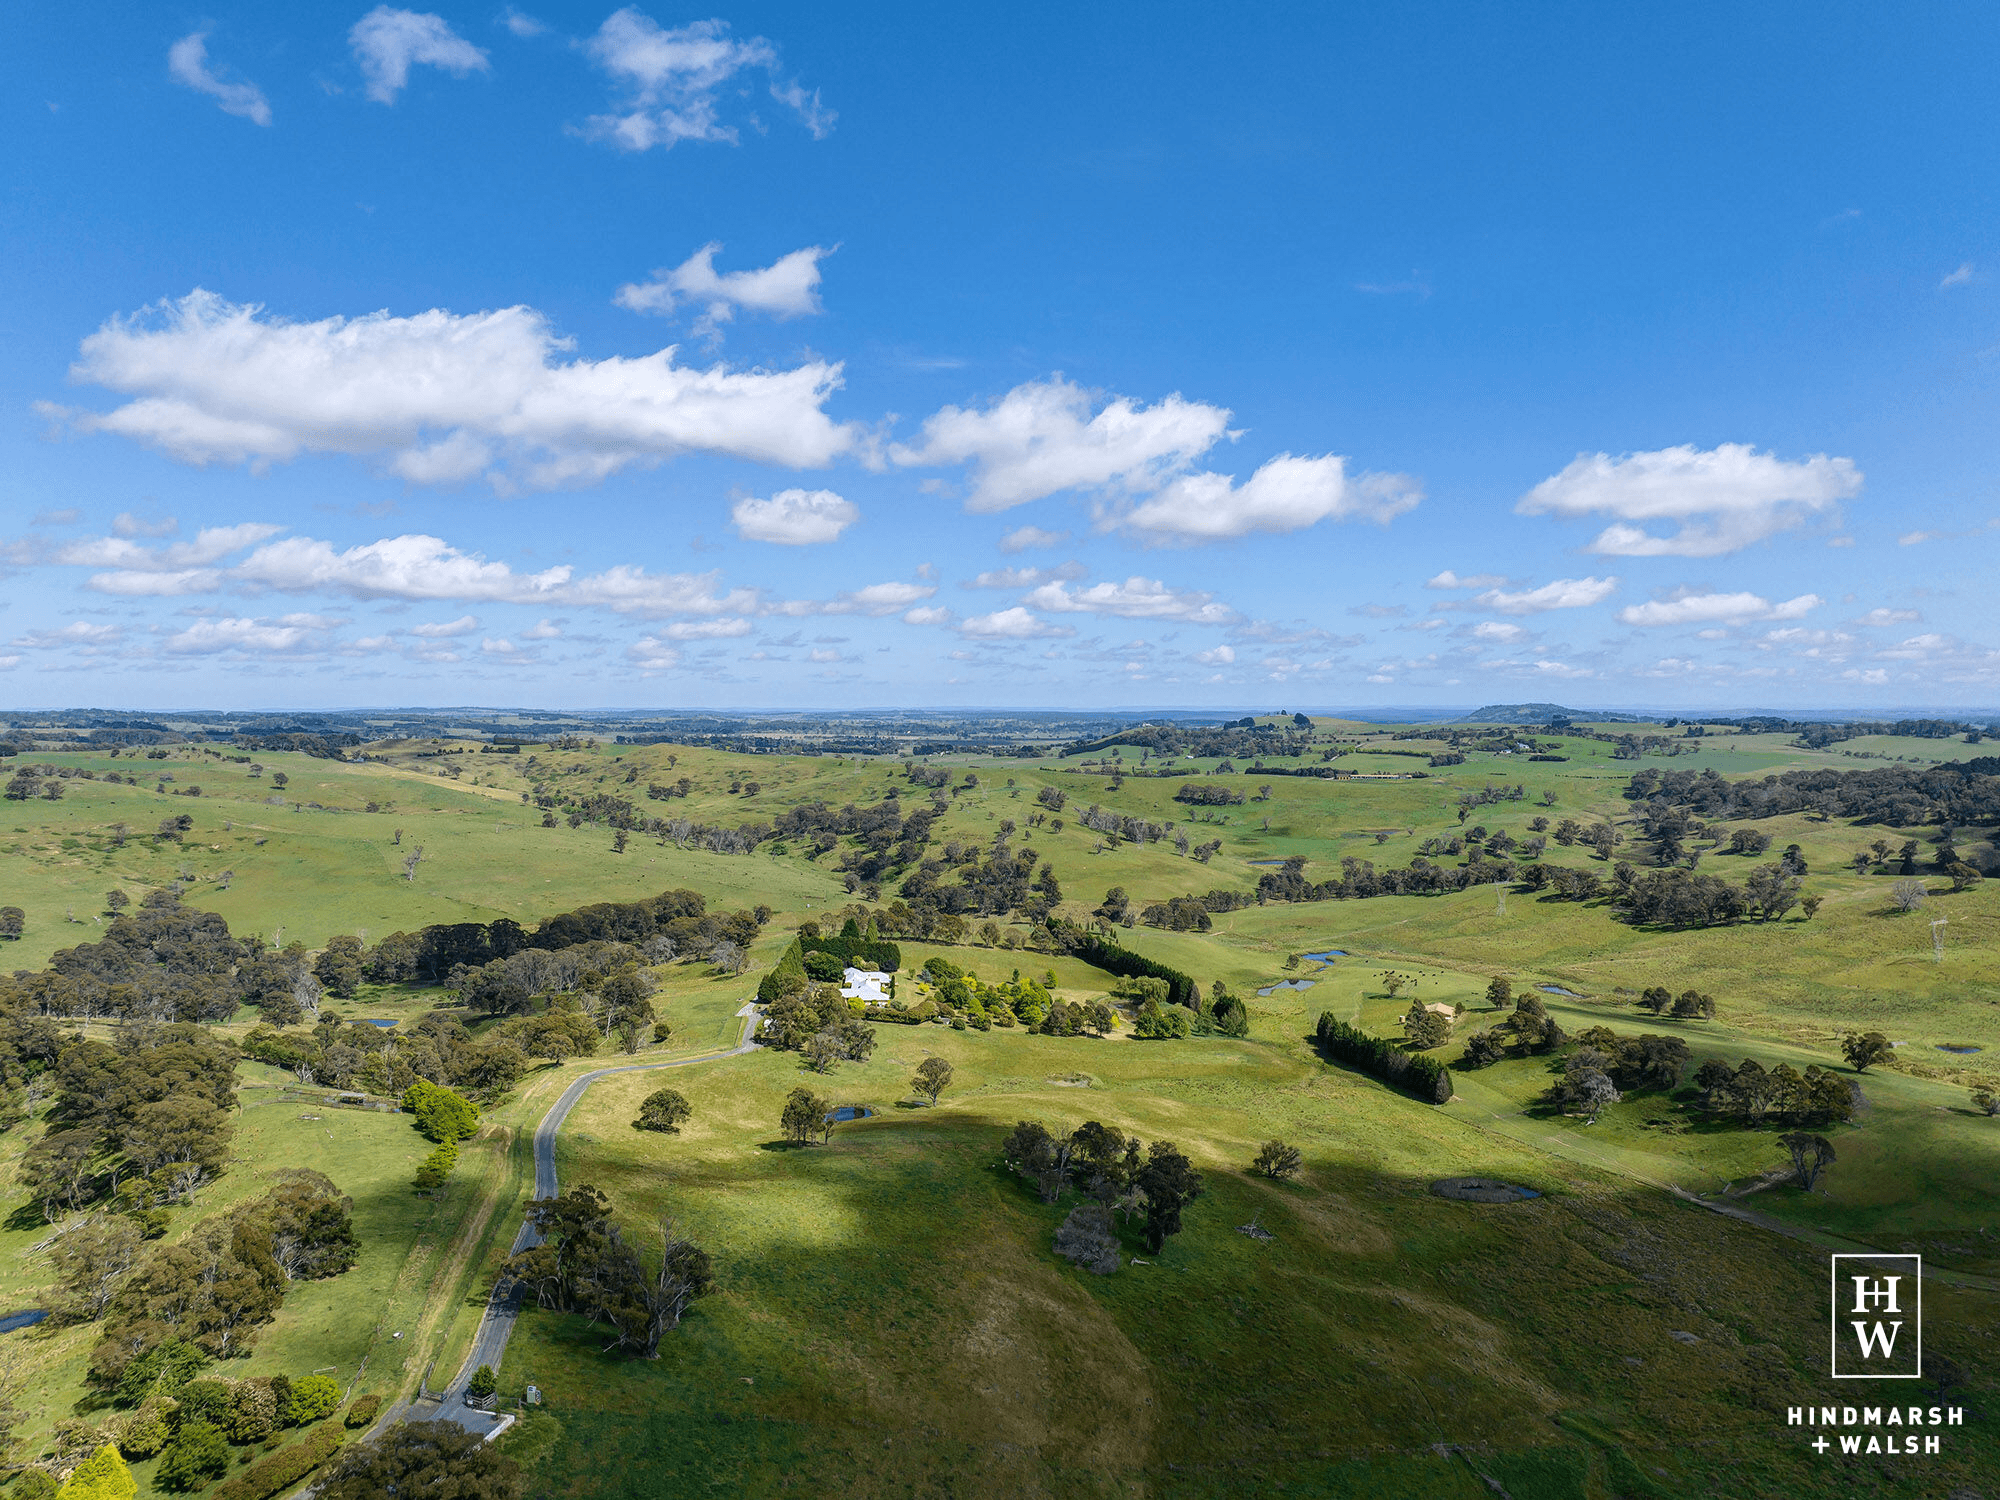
2,721 -> 1998,1495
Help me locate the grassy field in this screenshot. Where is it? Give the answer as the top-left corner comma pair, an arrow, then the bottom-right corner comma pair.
491,1014 -> 2000,1498
3,722 -> 2000,1495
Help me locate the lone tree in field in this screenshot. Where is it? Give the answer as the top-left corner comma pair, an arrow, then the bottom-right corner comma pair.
781,1086 -> 830,1146
1251,1140 -> 1302,1180
1971,1088 -> 1999,1117
1485,976 -> 1512,1010
1779,1131 -> 1836,1191
635,1089 -> 691,1133
1378,970 -> 1414,999
1891,879 -> 1927,912
1842,1032 -> 1895,1073
912,1056 -> 953,1106
1136,1141 -> 1203,1253
0,907 -> 22,941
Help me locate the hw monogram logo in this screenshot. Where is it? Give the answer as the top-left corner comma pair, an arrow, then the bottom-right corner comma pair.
1830,1254 -> 1922,1380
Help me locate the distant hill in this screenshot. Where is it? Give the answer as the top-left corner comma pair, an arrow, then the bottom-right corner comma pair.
1454,703 -> 1647,725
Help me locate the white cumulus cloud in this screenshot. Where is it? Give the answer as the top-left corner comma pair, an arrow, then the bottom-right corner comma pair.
616,243 -> 829,341
230,533 -> 753,617
891,376 -> 1234,513
46,290 -> 857,488
168,33 -> 272,126
1853,606 -> 1922,626
1118,455 -> 1420,540
626,636 -> 682,671
1426,569 -> 1506,589
1471,576 -> 1618,615
349,8 -> 489,104
1023,577 -> 1236,624
1519,443 -> 1860,556
163,615 -> 327,656
730,488 -> 857,545
959,607 -> 1073,640
1192,645 -> 1235,665
1616,589 -> 1823,627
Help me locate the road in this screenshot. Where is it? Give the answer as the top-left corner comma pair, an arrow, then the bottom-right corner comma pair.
407,1002 -> 762,1436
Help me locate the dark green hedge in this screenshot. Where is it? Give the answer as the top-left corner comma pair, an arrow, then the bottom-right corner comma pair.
1312,1013 -> 1452,1104
802,934 -> 902,972
210,1420 -> 344,1500
1064,931 -> 1197,1010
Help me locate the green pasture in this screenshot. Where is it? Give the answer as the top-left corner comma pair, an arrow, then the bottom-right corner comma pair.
491,1020 -> 2000,1498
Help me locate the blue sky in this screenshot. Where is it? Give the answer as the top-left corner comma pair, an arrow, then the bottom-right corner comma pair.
4,1 -> 1999,711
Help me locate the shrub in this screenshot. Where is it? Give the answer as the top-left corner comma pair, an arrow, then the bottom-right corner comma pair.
400,1081 -> 477,1143
343,1394 -> 381,1430
209,1421 -> 345,1500
14,1473 -> 56,1500
286,1374 -> 342,1426
52,1443 -> 134,1500
467,1365 -> 497,1400
154,1421 -> 232,1492
1251,1140 -> 1303,1179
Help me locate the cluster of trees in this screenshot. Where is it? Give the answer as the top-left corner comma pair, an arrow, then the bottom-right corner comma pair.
1455,991 -> 1569,1069
241,1012 -> 530,1103
1059,721 -> 1315,761
8,893 -> 251,1025
776,794 -> 938,885
1627,761 -> 2000,831
31,1367 -> 354,1498
758,982 -> 876,1074
899,841 -> 1048,918
1061,929 -> 1199,1009
1636,986 -> 1718,1020
312,1420 -> 522,1500
1311,1014 -> 1453,1103
1072,802 -> 1173,848
24,1024 -> 239,1223
1694,1056 -> 1857,1126
1619,865 -> 1810,928
361,887 -> 763,988
507,1185 -> 712,1358
1000,1119 -> 1204,1264
82,1171 -> 357,1392
1172,783 -> 1245,807
1537,1028 -> 1695,1120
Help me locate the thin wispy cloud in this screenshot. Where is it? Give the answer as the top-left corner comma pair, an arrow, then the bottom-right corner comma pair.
580,9 -> 831,150
167,33 -> 272,126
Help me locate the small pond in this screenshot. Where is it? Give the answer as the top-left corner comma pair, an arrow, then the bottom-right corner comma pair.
362,1019 -> 398,1028
0,1310 -> 48,1335
1538,985 -> 1584,998
1303,950 -> 1349,962
1257,979 -> 1316,996
1247,859 -> 1290,867
825,1105 -> 876,1122
1938,1044 -> 1984,1054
